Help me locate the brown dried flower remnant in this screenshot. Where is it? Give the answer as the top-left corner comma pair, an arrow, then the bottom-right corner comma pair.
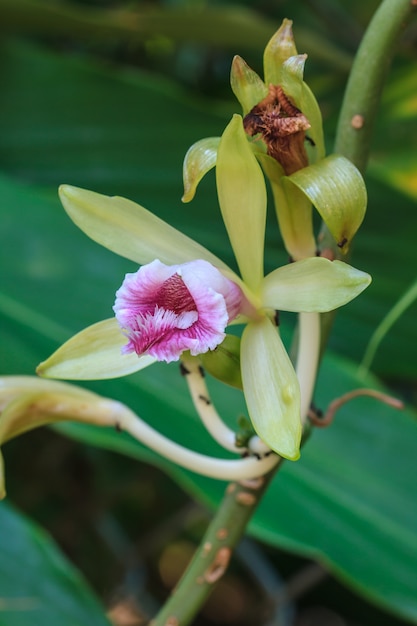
243,84 -> 311,175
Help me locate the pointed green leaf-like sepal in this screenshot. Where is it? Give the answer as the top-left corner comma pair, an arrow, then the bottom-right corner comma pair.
182,137 -> 220,203
258,152 -> 316,260
230,55 -> 268,115
241,318 -> 301,460
263,19 -> 298,86
37,318 -> 156,380
285,155 -> 367,252
280,54 -> 307,105
262,257 -> 371,312
300,82 -> 326,161
59,185 -> 228,270
216,114 -> 267,292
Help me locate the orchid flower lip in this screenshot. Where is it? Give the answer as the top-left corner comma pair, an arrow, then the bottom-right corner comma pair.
113,259 -> 244,363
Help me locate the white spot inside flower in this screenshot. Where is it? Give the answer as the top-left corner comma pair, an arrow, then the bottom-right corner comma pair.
113,259 -> 243,363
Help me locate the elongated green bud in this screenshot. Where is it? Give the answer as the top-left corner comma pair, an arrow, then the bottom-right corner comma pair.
200,335 -> 243,389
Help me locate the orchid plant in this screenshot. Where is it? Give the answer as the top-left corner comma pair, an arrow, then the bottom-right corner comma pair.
1,4 -> 413,624
1,16 -> 370,522
33,110 -> 369,464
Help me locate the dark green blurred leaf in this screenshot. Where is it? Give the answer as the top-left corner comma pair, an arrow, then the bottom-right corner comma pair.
0,0 -> 352,70
0,500 -> 110,626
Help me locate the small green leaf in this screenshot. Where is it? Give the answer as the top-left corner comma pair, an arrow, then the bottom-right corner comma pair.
285,154 -> 367,252
37,318 -> 155,380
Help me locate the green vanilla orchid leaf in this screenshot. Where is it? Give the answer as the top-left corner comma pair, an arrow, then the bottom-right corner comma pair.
262,258 -> 371,313
285,154 -> 367,252
182,137 -> 220,203
216,114 -> 267,293
0,500 -> 111,626
37,319 -> 155,380
263,18 -> 298,86
230,55 -> 268,116
200,334 -> 243,390
59,185 -> 229,271
241,317 -> 301,460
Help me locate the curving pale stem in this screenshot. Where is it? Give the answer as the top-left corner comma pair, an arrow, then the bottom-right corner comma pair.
113,400 -> 279,480
181,357 -> 241,453
296,312 -> 320,425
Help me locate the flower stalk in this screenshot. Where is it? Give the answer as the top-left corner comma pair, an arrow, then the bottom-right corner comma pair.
320,0 -> 416,345
116,404 -> 279,481
149,466 -> 280,626
180,356 -> 241,453
334,0 -> 416,175
296,312 -> 320,425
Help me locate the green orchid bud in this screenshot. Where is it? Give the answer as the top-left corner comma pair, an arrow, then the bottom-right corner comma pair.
200,334 -> 243,390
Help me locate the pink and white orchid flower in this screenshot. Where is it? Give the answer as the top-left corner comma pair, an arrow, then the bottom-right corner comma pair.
37,115 -> 370,461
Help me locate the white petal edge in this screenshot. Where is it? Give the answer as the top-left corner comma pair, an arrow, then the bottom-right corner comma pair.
262,258 -> 371,313
37,318 -> 156,380
241,318 -> 301,460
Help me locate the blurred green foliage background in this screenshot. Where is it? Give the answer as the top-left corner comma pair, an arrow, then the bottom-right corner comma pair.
0,1 -> 417,625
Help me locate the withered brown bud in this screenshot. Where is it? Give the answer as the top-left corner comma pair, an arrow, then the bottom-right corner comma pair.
243,84 -> 310,175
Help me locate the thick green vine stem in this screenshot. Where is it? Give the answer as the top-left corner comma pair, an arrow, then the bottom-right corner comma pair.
149,465 -> 280,626
334,0 -> 416,174
320,0 -> 416,344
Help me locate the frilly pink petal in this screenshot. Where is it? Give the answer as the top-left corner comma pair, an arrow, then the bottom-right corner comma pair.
113,259 -> 243,362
